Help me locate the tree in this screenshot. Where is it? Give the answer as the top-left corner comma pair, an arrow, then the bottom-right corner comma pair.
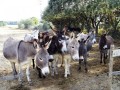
42,0 -> 120,36
18,17 -> 39,29
0,21 -> 6,27
30,17 -> 39,26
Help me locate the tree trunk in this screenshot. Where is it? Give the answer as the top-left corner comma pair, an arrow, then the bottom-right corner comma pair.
95,25 -> 98,36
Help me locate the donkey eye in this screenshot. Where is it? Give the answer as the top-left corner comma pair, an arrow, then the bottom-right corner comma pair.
72,46 -> 74,48
66,38 -> 69,40
39,57 -> 43,61
59,39 -> 61,41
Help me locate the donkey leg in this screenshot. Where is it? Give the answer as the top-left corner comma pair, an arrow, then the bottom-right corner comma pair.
11,62 -> 17,79
51,61 -> 55,76
32,59 -> 35,69
54,58 -> 58,75
64,59 -> 68,78
87,52 -> 90,57
105,50 -> 108,59
103,53 -> 107,64
26,63 -> 33,85
78,59 -> 82,71
67,59 -> 70,76
18,64 -> 23,85
84,57 -> 88,73
100,52 -> 103,64
36,66 -> 42,78
61,55 -> 64,67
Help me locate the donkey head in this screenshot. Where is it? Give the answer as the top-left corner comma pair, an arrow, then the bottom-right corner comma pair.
59,32 -> 79,60
88,31 -> 96,44
68,38 -> 79,60
35,40 -> 52,76
78,39 -> 87,61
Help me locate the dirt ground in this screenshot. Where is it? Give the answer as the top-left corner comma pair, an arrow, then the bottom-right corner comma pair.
0,27 -> 119,90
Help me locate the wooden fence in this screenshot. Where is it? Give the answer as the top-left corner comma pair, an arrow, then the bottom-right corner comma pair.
109,45 -> 120,90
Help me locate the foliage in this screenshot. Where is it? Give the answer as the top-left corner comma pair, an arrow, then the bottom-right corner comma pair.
18,17 -> 39,29
42,0 -> 120,37
98,28 -> 105,36
33,21 -> 53,32
30,17 -> 39,26
0,21 -> 6,27
42,21 -> 51,30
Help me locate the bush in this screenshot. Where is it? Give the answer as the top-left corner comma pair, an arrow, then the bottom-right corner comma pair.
31,17 -> 39,26
82,29 -> 87,34
108,30 -> 120,39
42,22 -> 50,30
98,28 -> 106,36
0,21 -> 6,27
18,22 -> 25,29
18,17 -> 39,29
37,23 -> 43,30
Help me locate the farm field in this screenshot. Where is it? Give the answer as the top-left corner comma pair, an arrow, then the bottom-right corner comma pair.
0,27 -> 119,90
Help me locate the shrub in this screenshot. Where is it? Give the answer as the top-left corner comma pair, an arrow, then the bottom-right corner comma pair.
98,28 -> 106,36
0,21 -> 6,27
82,29 -> 87,34
18,17 -> 39,29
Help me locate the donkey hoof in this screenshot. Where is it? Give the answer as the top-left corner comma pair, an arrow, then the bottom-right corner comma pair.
104,62 -> 106,64
43,75 -> 46,79
78,67 -> 81,71
55,72 -> 58,75
13,76 -> 18,79
61,65 -> 63,67
64,75 -> 67,78
85,68 -> 88,73
100,61 -> 102,64
51,74 -> 55,77
19,81 -> 23,86
29,81 -> 33,86
67,74 -> 70,77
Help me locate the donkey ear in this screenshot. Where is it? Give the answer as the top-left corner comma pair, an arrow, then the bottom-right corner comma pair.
87,36 -> 90,39
70,32 -> 75,39
84,40 -> 86,43
44,40 -> 52,50
78,40 -> 80,43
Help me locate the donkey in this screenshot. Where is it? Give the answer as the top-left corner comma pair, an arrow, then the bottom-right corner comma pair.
3,37 -> 50,85
99,33 -> 114,64
35,46 -> 50,78
49,35 -> 63,76
60,33 -> 79,78
78,39 -> 88,72
76,31 -> 96,56
76,31 -> 96,72
36,34 -> 61,77
3,37 -> 37,85
25,32 -> 52,79
42,34 -> 63,77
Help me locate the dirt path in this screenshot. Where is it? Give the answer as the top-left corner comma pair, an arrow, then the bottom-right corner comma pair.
0,27 -> 119,90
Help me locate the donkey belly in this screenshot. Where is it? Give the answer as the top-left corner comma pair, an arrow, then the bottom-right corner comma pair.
3,38 -> 19,62
3,47 -> 17,59
87,42 -> 92,51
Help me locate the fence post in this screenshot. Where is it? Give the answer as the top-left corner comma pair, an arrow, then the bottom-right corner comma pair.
109,45 -> 114,90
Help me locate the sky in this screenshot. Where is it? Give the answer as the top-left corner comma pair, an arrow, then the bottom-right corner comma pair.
0,0 -> 49,21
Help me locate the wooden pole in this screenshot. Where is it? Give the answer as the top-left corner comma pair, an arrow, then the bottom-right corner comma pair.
109,45 -> 114,90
